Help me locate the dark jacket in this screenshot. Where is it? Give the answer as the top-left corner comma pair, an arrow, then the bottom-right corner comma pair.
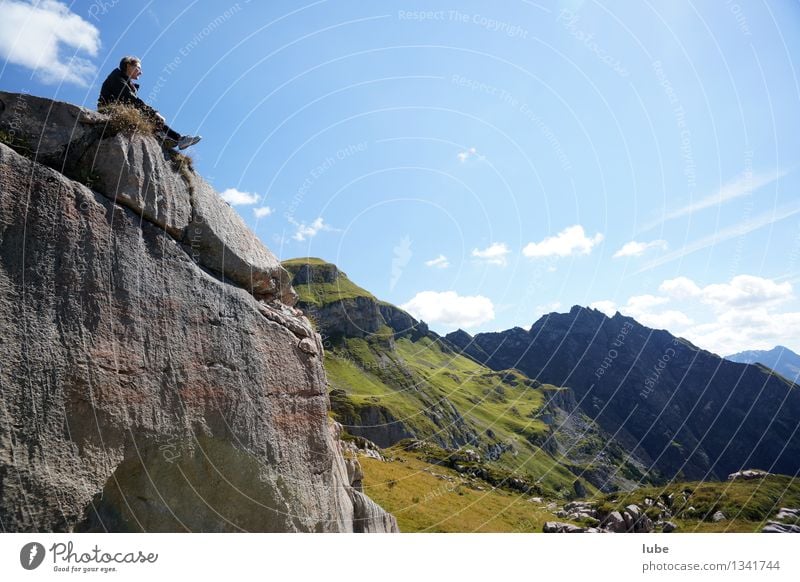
97,68 -> 157,116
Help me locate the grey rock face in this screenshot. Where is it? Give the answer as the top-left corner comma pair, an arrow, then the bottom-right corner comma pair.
186,176 -> 296,305
0,128 -> 395,531
0,91 -> 105,166
82,132 -> 193,238
0,91 -> 295,306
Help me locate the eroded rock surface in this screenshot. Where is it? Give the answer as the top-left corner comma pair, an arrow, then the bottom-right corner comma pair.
0,92 -> 397,533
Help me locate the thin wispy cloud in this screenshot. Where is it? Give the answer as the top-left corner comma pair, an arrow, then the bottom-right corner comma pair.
425,255 -> 449,269
640,169 -> 789,232
613,239 -> 668,258
291,217 -> 333,242
635,201 -> 800,273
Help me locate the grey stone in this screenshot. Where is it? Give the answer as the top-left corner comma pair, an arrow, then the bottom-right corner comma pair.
712,511 -> 727,522
187,176 -> 296,304
0,91 -> 104,165
83,133 -> 193,237
543,521 -> 586,533
762,521 -> 800,533
602,511 -> 627,533
0,91 -> 295,306
728,469 -> 769,481
662,521 -> 678,533
0,141 -> 396,532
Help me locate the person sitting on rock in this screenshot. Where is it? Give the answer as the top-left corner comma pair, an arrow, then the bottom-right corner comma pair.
98,56 -> 201,150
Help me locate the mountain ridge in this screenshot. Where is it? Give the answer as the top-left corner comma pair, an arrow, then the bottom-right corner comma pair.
447,306 -> 800,481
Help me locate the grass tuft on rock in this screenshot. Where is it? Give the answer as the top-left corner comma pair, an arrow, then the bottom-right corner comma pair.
98,103 -> 156,137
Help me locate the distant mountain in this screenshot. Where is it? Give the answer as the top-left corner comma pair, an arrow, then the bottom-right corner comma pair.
447,306 -> 800,482
282,259 -> 652,495
726,346 -> 800,384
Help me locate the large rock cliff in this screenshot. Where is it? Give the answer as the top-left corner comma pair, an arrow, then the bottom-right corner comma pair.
0,92 -> 397,532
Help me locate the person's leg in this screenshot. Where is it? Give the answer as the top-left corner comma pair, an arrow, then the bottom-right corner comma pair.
158,121 -> 182,141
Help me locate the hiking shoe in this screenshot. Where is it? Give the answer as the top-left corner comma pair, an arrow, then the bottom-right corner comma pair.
178,135 -> 202,150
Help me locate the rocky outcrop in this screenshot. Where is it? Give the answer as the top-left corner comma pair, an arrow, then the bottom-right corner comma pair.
0,93 -> 396,532
0,91 -> 295,305
762,508 -> 800,533
728,469 -> 770,481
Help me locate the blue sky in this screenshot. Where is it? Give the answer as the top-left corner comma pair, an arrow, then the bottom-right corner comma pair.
2,0 -> 799,355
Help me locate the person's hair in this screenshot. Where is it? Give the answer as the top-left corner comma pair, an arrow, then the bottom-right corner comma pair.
119,56 -> 141,73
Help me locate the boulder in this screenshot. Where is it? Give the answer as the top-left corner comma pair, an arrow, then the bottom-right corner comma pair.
186,176 -> 295,304
728,469 -> 769,481
82,132 -> 192,237
602,511 -> 627,533
0,91 -> 105,166
662,521 -> 678,533
543,521 -> 586,533
0,91 -> 295,306
0,137 -> 395,532
712,511 -> 727,522
762,522 -> 800,533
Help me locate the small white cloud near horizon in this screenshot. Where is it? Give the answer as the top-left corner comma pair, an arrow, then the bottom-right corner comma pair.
472,242 -> 510,266
401,290 -> 495,329
425,255 -> 449,269
613,239 -> 668,258
523,225 -> 604,258
535,301 -> 563,316
660,274 -> 793,310
253,206 -> 273,218
220,188 -> 259,206
0,1 -> 100,87
589,300 -> 617,316
291,217 -> 332,242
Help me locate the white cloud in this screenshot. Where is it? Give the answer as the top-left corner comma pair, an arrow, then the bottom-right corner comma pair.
0,1 -> 100,86
523,225 -> 603,258
535,301 -> 562,315
683,308 -> 800,356
613,239 -> 668,258
401,291 -> 495,329
589,300 -> 617,316
457,147 -> 483,163
642,169 -> 789,231
702,275 -> 792,309
425,255 -> 449,269
472,242 -> 510,266
589,295 -> 693,330
660,275 -> 793,310
604,275 -> 800,354
622,294 -> 693,330
292,217 -> 331,242
658,276 -> 701,299
253,206 -> 273,218
220,188 -> 259,206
